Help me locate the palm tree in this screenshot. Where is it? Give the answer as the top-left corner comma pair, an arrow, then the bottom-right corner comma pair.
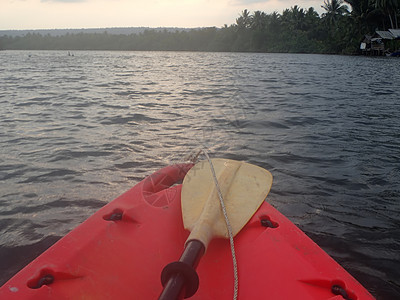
251,11 -> 267,31
236,9 -> 252,29
345,0 -> 383,33
374,0 -> 399,28
321,0 -> 349,27
345,0 -> 370,18
304,7 -> 321,32
290,5 -> 306,30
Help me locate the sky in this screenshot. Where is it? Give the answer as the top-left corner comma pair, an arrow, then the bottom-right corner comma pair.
1,0 -> 325,30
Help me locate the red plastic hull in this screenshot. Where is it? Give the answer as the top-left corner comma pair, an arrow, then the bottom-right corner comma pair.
0,164 -> 375,299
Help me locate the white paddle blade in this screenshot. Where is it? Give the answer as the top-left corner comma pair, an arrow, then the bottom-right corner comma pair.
182,158 -> 273,247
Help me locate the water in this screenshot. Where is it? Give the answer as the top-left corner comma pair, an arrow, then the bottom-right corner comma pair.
1,50 -> 399,299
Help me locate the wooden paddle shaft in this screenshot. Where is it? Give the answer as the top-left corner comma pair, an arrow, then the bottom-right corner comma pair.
184,161 -> 241,248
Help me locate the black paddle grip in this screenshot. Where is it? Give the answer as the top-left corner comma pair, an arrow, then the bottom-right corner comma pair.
159,240 -> 205,300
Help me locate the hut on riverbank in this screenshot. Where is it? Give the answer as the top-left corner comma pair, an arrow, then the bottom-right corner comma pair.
360,30 -> 399,56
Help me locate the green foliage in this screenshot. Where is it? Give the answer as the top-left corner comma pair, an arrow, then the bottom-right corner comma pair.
1,1 -> 399,54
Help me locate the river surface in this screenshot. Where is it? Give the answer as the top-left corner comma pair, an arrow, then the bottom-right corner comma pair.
0,50 -> 399,299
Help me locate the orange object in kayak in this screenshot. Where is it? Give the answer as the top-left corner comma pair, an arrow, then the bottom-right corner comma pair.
0,163 -> 375,299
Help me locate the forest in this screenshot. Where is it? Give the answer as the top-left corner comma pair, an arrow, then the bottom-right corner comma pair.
1,0 -> 399,54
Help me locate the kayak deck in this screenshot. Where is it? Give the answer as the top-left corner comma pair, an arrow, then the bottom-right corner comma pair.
0,164 -> 374,299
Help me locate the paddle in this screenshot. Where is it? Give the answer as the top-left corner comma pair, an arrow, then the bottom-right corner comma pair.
159,158 -> 273,300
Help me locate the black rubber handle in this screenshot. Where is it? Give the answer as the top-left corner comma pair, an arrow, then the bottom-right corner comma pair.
159,240 -> 205,300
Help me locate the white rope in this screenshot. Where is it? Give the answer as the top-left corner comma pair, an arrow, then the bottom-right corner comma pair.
201,150 -> 239,300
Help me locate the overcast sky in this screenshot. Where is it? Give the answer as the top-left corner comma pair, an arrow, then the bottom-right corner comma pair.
1,0 -> 325,30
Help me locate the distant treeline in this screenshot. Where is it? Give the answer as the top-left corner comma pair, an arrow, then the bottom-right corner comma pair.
1,0 -> 399,54
0,27 -> 192,37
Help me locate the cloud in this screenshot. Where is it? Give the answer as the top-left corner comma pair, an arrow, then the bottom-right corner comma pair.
230,0 -> 325,14
231,0 -> 270,5
41,0 -> 86,2
2,0 -> 324,30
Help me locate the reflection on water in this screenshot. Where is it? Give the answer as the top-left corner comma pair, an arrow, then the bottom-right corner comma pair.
0,51 -> 399,298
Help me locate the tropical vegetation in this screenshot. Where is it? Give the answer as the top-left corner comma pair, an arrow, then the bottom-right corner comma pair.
1,0 -> 399,54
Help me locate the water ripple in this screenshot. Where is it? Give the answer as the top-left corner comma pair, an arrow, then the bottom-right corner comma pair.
0,51 -> 399,298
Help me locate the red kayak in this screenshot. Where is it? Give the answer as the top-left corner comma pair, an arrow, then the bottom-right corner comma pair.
0,163 -> 375,299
